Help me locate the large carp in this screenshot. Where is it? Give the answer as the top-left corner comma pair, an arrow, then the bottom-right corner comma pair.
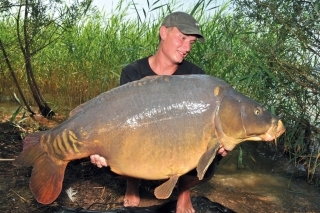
14,75 -> 285,207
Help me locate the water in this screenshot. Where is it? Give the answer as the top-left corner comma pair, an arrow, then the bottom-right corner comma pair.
200,144 -> 320,212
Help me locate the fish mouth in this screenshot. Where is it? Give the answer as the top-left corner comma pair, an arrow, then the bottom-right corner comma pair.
260,132 -> 277,141
260,120 -> 286,142
214,114 -> 286,151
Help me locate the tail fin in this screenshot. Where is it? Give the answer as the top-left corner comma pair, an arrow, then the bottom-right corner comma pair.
22,131 -> 42,149
13,132 -> 68,204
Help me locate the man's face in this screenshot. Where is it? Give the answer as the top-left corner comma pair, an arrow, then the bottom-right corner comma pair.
160,27 -> 197,63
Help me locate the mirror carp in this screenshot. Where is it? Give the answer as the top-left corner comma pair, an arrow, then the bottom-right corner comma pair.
13,75 -> 285,208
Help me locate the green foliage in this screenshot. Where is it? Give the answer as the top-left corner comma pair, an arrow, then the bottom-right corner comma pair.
232,0 -> 320,183
0,0 -> 319,181
9,93 -> 30,139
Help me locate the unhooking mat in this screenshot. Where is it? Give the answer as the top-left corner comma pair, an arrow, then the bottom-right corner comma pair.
54,196 -> 236,213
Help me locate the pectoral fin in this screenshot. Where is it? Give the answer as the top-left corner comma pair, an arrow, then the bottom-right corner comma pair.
154,175 -> 179,199
196,141 -> 221,180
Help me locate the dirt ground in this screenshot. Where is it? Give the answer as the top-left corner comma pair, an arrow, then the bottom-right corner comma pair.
1,114 -> 320,213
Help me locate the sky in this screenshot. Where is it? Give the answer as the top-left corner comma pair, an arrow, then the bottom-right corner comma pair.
91,0 -> 227,20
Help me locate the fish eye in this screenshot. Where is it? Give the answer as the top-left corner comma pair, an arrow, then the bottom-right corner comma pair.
254,107 -> 261,115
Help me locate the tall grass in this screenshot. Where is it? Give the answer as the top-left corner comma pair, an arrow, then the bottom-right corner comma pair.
0,0 -> 319,182
1,0 -> 236,109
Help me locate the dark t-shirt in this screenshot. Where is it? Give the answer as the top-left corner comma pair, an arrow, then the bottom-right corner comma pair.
120,56 -> 205,85
119,56 -> 222,176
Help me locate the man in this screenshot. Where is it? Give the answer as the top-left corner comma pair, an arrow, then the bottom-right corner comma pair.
90,12 -> 227,213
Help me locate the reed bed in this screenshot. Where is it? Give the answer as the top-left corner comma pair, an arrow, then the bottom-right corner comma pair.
0,0 -> 319,183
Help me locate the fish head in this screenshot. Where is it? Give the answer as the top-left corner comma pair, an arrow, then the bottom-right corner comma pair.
213,86 -> 286,151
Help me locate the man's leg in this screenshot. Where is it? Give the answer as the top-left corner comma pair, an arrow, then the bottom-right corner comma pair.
176,155 -> 223,213
123,177 -> 140,207
90,154 -> 141,206
89,147 -> 227,210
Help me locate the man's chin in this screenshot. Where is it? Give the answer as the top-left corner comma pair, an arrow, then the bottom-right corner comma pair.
174,57 -> 184,64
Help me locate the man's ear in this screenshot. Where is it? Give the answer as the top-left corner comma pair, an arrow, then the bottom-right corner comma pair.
159,26 -> 168,41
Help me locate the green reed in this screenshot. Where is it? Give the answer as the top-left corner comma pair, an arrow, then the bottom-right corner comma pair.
0,0 -> 319,183
0,0 -> 249,108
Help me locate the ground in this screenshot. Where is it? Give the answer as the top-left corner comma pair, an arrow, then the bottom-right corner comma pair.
1,114 -> 320,213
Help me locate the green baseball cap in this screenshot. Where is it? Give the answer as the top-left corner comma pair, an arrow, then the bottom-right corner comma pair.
161,11 -> 205,42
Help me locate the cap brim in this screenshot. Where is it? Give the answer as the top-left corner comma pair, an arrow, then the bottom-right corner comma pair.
176,26 -> 205,42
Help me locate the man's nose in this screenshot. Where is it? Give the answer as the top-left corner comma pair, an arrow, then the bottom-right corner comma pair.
182,41 -> 192,53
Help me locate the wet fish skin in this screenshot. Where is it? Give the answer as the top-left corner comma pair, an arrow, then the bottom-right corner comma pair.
13,75 -> 285,205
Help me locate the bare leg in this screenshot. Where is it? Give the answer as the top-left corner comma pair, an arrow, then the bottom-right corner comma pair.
176,154 -> 222,213
90,155 -> 140,206
176,176 -> 196,213
123,177 -> 140,207
89,149 -> 226,211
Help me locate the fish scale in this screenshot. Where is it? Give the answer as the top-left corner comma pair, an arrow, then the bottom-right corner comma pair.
13,74 -> 285,206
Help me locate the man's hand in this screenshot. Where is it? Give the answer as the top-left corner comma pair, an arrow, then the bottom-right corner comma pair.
218,147 -> 228,156
90,154 -> 107,168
